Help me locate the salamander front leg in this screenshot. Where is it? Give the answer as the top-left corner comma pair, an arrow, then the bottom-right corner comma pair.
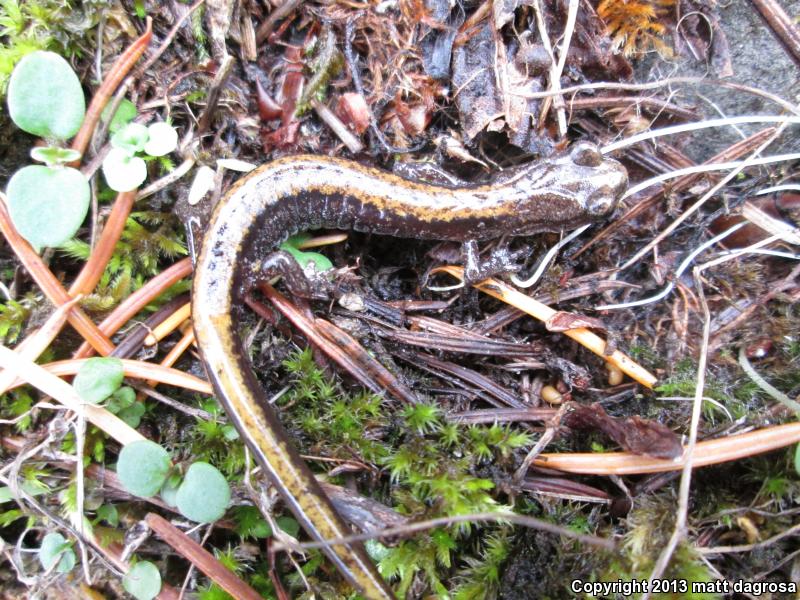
260,250 -> 329,300
461,239 -> 526,284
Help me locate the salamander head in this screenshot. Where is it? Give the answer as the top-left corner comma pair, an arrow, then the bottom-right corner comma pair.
503,142 -> 628,235
566,142 -> 628,216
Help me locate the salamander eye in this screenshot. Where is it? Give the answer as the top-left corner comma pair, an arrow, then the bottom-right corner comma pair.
570,142 -> 603,167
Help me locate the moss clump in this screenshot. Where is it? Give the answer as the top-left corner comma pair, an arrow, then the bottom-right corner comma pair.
603,495 -> 721,599
59,211 -> 187,311
278,348 -> 535,597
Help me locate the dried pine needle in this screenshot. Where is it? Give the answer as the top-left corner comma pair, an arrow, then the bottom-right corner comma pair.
432,266 -> 657,388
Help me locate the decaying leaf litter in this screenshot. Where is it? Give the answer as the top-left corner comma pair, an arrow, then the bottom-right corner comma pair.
0,0 -> 799,598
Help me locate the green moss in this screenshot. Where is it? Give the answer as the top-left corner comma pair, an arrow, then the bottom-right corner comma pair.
655,358 -> 700,396
627,343 -> 661,369
0,293 -> 34,344
190,5 -> 208,62
603,496 -> 721,599
0,387 -> 33,431
61,424 -> 110,464
654,357 -> 748,423
188,399 -> 246,477
467,423 -> 532,462
452,530 -> 511,599
402,402 -> 442,435
278,348 -> 536,596
60,211 -> 187,312
282,348 -> 391,464
295,26 -> 343,116
743,453 -> 800,506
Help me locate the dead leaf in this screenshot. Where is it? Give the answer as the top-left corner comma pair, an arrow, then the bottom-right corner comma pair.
565,403 -> 683,459
545,311 -> 607,333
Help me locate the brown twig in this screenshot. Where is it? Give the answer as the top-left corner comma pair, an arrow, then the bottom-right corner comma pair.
434,266 -> 657,388
514,403 -> 569,482
145,513 -> 263,600
146,328 -> 195,388
111,293 -> 191,359
70,18 -> 153,162
453,0 -> 491,46
567,95 -> 698,121
255,0 -> 305,44
385,315 -> 540,357
311,99 -> 364,154
196,55 -> 235,135
0,296 -> 81,394
749,0 -> 800,69
520,476 -> 611,504
136,0 -> 206,76
406,353 -> 527,409
129,381 -> 211,420
69,190 -> 136,296
314,318 -> 417,404
143,302 -> 191,346
273,510 -> 615,552
250,286 -> 417,403
697,522 -> 800,555
74,257 -> 192,358
446,407 -> 557,424
4,358 -> 211,396
0,195 -> 114,355
533,422 -> 800,474
136,157 -> 196,201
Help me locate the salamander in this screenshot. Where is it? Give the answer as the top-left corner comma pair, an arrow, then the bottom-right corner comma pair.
191,142 -> 628,599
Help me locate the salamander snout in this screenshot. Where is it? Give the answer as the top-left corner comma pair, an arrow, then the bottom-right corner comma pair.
584,161 -> 628,217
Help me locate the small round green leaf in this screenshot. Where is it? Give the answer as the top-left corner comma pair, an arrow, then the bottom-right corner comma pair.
73,357 -> 124,404
8,51 -> 85,140
30,146 -> 82,167
117,401 -> 145,428
111,122 -> 149,155
221,424 -> 239,441
102,148 -> 147,192
38,532 -> 76,573
101,98 -> 137,134
106,386 -> 136,413
144,122 -> 178,157
175,462 -> 230,523
123,561 -> 162,600
6,165 -> 89,249
117,440 -> 171,498
159,471 -> 182,508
